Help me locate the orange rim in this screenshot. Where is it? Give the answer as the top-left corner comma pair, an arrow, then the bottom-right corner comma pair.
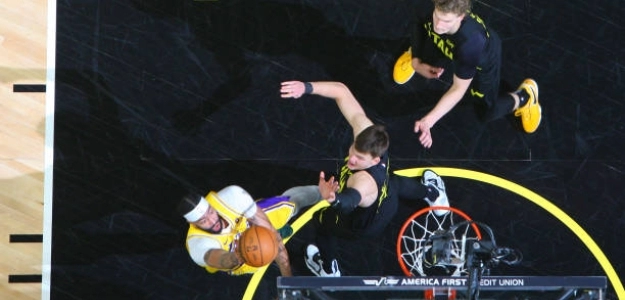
396,206 -> 482,277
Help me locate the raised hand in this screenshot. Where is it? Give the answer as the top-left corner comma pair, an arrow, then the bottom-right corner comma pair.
318,171 -> 339,202
280,81 -> 306,99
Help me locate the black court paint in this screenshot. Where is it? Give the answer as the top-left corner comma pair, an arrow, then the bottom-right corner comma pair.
8,275 -> 42,283
13,84 -> 46,93
10,234 -> 43,243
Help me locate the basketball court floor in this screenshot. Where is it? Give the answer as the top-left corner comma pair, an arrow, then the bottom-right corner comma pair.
2,0 -> 624,299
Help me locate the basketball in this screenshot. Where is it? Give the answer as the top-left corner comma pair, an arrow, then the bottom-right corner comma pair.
239,225 -> 278,267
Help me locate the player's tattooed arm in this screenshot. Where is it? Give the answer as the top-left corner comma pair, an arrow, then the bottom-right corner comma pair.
248,208 -> 293,276
204,249 -> 242,270
274,235 -> 292,277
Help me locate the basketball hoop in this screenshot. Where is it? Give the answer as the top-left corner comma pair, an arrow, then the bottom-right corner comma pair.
397,206 -> 482,300
397,206 -> 482,277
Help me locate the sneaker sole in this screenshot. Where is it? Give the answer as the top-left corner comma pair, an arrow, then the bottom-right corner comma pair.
305,260 -> 321,276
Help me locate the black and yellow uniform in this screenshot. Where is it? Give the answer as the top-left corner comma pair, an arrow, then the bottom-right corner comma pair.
411,3 -> 516,121
311,153 -> 405,266
310,151 -> 439,269
310,152 -> 392,269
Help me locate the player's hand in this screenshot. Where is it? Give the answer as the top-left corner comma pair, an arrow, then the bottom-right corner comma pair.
280,81 -> 306,99
429,66 -> 444,78
414,119 -> 433,148
412,59 -> 444,79
318,171 -> 339,202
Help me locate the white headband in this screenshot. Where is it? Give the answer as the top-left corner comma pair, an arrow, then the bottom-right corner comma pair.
184,197 -> 209,222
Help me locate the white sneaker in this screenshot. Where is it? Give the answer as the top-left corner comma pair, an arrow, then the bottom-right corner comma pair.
305,244 -> 341,277
422,170 -> 450,216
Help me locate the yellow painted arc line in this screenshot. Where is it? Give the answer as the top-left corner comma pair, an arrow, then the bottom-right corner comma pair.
243,201 -> 330,300
395,167 -> 624,298
244,166 -> 624,299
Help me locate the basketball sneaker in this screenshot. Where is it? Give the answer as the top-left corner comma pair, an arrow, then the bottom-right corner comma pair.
305,244 -> 341,277
422,170 -> 449,216
513,79 -> 541,133
393,47 -> 416,84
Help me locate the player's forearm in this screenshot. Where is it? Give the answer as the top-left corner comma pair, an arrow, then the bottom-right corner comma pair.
268,223 -> 292,276
411,57 -> 424,72
411,57 -> 435,79
309,81 -> 371,134
248,208 -> 275,229
274,243 -> 293,277
424,81 -> 468,126
425,93 -> 462,125
250,210 -> 293,276
309,82 -> 359,116
307,81 -> 347,99
205,249 -> 242,270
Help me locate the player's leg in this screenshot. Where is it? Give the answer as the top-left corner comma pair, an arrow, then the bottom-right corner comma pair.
470,29 -> 513,124
470,64 -> 542,134
420,170 -> 450,216
393,172 -> 449,216
469,53 -> 507,123
475,30 -> 541,132
479,77 -> 541,133
305,207 -> 346,277
280,185 -> 322,216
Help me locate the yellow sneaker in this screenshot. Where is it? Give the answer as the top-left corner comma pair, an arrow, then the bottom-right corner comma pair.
513,79 -> 541,133
393,47 -> 415,84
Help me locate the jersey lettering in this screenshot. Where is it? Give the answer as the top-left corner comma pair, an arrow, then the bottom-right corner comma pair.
424,12 -> 490,62
425,23 -> 454,60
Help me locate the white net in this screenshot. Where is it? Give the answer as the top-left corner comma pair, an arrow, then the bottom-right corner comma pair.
398,206 -> 481,277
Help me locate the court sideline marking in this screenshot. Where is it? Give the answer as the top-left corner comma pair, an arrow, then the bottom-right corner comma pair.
42,0 -> 57,299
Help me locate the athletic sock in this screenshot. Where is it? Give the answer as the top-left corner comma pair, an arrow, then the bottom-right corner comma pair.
515,89 -> 530,107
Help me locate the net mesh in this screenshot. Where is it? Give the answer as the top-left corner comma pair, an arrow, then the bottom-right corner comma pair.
398,206 -> 481,277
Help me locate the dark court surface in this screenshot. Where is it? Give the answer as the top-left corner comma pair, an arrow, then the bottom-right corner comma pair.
51,0 -> 624,299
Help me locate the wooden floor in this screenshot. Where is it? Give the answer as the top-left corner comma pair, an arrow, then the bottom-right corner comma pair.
0,1 -> 48,300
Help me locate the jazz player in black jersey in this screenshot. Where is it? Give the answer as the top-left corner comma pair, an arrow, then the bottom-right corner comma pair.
280,81 -> 449,277
405,0 -> 541,148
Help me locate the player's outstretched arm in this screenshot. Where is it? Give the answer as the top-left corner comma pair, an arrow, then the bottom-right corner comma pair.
280,80 -> 373,137
414,75 -> 472,148
203,248 -> 243,271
